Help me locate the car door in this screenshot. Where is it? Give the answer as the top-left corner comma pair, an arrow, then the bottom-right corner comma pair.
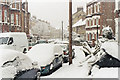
52,55 -> 62,68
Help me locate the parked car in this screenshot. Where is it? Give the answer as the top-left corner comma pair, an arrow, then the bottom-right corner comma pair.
0,49 -> 40,79
36,39 -> 48,44
0,32 -> 28,53
28,42 -> 37,50
56,43 -> 75,63
63,48 -> 75,63
26,44 -> 63,75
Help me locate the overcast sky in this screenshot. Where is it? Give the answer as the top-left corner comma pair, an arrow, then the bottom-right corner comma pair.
28,0 -> 92,29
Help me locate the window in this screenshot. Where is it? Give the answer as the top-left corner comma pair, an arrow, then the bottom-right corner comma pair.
91,20 -> 93,26
91,6 -> 93,14
16,14 -> 18,25
89,20 -> 91,26
0,37 -> 9,45
14,0 -> 17,8
89,33 -> 92,41
93,18 -> 94,25
86,20 -> 88,26
99,19 -> 100,25
96,18 -> 99,25
4,10 -> 7,22
88,20 -> 89,26
98,4 -> 100,12
11,14 -> 14,24
94,4 -> 96,13
92,33 -> 95,39
96,5 -> 98,12
0,10 -> 2,22
95,19 -> 96,25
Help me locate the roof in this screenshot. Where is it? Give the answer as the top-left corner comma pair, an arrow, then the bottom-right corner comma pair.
72,19 -> 86,28
0,32 -> 26,37
27,44 -> 63,66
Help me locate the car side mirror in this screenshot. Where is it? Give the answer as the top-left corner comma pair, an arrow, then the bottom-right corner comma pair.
54,53 -> 59,58
7,37 -> 13,45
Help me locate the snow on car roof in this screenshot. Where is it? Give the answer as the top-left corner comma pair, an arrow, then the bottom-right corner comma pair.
0,32 -> 26,37
0,49 -> 32,68
26,44 -> 63,66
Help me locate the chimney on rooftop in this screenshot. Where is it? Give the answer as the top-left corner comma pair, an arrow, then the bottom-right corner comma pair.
77,7 -> 83,12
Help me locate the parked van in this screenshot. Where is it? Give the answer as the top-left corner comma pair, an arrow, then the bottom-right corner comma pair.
0,32 -> 28,53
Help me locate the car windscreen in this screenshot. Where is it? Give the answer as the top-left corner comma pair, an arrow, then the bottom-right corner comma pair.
0,37 -> 9,45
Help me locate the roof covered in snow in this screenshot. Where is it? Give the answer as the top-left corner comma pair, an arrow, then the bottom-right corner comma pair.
26,44 -> 63,66
72,19 -> 86,28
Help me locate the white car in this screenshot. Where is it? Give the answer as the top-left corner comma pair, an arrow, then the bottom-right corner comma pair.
27,44 -> 63,75
0,49 -> 33,79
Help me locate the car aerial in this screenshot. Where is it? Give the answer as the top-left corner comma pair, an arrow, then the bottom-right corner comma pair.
0,49 -> 40,80
26,44 -> 63,76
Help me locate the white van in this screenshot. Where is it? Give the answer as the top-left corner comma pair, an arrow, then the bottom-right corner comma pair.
0,32 -> 28,53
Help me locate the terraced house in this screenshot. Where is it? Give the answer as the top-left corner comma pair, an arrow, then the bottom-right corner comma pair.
86,0 -> 115,41
0,0 -> 30,35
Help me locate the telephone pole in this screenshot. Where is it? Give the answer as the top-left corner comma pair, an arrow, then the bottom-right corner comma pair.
69,0 -> 72,65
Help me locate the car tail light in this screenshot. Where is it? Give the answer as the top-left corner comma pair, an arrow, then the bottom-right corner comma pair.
29,47 -> 32,50
42,67 -> 45,69
64,51 -> 67,55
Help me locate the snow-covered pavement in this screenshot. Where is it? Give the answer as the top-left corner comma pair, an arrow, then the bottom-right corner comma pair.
41,45 -> 118,78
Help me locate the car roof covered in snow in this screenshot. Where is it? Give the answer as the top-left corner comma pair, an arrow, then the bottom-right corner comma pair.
26,44 -> 63,66
0,32 -> 26,37
0,49 -> 32,69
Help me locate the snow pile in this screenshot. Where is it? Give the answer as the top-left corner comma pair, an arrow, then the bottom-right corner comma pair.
92,68 -> 118,78
27,44 -> 63,66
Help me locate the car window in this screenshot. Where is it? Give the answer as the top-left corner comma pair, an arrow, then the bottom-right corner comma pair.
0,37 -> 9,45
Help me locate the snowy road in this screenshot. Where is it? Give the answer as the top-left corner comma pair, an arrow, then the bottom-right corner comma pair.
41,46 -> 118,78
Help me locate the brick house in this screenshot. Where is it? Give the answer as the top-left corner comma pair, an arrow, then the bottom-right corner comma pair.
86,0 -> 115,41
0,0 -> 30,35
71,7 -> 86,39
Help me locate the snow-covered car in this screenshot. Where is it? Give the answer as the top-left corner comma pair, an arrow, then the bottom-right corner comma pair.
0,49 -> 40,79
63,48 -> 75,63
27,44 -> 63,75
55,43 -> 75,63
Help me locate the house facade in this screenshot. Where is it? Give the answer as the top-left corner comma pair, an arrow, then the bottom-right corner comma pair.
0,0 -> 30,35
115,0 -> 120,42
86,0 -> 115,41
72,19 -> 86,41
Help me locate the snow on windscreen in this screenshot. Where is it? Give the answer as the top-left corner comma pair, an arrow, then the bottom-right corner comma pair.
27,44 -> 62,66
